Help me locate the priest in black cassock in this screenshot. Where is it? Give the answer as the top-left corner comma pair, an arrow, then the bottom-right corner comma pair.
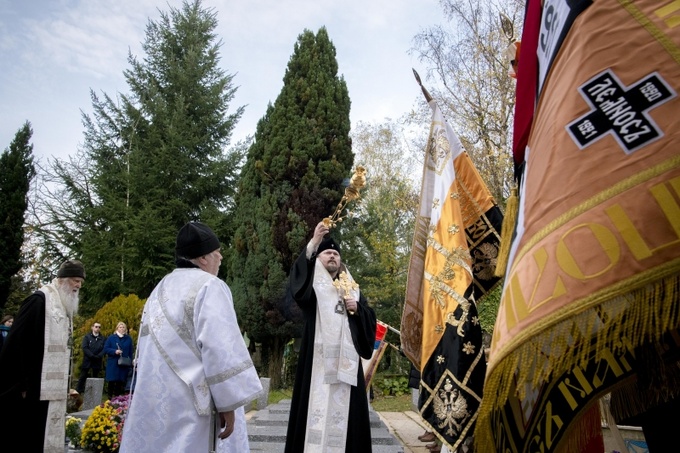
284,220 -> 377,453
0,260 -> 85,453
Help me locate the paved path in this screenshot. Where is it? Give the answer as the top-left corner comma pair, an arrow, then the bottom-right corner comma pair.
377,410 -> 435,453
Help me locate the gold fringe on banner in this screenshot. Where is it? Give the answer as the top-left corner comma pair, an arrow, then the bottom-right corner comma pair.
476,267 -> 680,452
494,186 -> 518,277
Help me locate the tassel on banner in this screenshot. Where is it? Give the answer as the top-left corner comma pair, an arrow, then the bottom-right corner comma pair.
494,187 -> 518,277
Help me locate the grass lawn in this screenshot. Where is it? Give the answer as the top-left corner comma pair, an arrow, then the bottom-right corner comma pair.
370,393 -> 412,412
263,387 -> 412,412
268,388 -> 294,404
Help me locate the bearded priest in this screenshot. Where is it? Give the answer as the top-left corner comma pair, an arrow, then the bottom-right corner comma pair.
0,260 -> 86,453
284,220 -> 377,453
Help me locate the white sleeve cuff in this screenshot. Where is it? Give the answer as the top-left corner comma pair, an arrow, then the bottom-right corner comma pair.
306,241 -> 318,259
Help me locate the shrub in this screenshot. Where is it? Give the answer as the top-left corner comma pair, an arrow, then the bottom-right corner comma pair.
376,375 -> 409,396
72,294 -> 145,381
478,284 -> 502,335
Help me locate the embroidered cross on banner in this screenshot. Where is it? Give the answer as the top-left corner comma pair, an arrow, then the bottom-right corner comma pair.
566,69 -> 675,154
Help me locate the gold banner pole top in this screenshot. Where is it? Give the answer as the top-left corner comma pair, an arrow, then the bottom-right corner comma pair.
323,166 -> 367,229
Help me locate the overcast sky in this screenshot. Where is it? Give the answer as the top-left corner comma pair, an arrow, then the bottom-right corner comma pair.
0,0 -> 444,163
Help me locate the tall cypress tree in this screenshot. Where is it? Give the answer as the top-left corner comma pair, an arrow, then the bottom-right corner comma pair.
227,27 -> 353,387
39,0 -> 243,313
0,122 -> 35,310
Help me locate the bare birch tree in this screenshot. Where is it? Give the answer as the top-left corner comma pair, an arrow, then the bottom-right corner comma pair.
411,0 -> 525,204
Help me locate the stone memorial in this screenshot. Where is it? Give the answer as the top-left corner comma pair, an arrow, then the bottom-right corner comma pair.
256,377 -> 271,410
82,377 -> 104,410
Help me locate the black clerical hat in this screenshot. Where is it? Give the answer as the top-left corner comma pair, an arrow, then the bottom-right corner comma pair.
317,237 -> 341,255
57,260 -> 86,279
175,222 -> 220,259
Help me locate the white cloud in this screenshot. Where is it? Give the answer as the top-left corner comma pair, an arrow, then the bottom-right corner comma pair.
23,1 -> 156,78
1,0 -> 443,158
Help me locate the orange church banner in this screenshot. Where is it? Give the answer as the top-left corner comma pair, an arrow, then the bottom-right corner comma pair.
476,0 -> 680,451
401,98 -> 503,451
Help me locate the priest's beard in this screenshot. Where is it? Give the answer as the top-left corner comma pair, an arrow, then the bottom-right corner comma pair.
57,283 -> 80,317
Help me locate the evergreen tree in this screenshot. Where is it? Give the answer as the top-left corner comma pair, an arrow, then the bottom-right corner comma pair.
3,275 -> 34,317
0,122 -> 36,311
34,0 -> 244,314
227,27 -> 353,387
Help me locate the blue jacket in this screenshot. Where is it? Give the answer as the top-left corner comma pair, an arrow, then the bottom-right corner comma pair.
0,325 -> 10,350
104,333 -> 134,382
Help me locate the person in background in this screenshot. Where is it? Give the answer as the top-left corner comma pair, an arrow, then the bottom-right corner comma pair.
0,315 -> 13,350
0,260 -> 85,452
103,322 -> 134,400
409,363 -> 439,451
120,222 -> 262,453
284,220 -> 377,453
75,321 -> 105,393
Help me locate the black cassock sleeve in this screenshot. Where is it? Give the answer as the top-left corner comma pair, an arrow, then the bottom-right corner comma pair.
288,247 -> 317,312
0,291 -> 46,399
349,291 -> 377,360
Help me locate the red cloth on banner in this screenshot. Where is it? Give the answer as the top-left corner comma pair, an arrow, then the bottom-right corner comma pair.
511,0 -> 541,169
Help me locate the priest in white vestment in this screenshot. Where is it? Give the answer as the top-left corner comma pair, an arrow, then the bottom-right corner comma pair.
120,222 -> 263,453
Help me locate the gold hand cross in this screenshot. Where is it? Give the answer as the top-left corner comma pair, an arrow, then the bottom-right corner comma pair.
333,271 -> 359,315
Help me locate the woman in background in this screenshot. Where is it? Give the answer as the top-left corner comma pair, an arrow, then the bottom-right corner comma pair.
104,322 -> 134,400
0,315 -> 14,350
